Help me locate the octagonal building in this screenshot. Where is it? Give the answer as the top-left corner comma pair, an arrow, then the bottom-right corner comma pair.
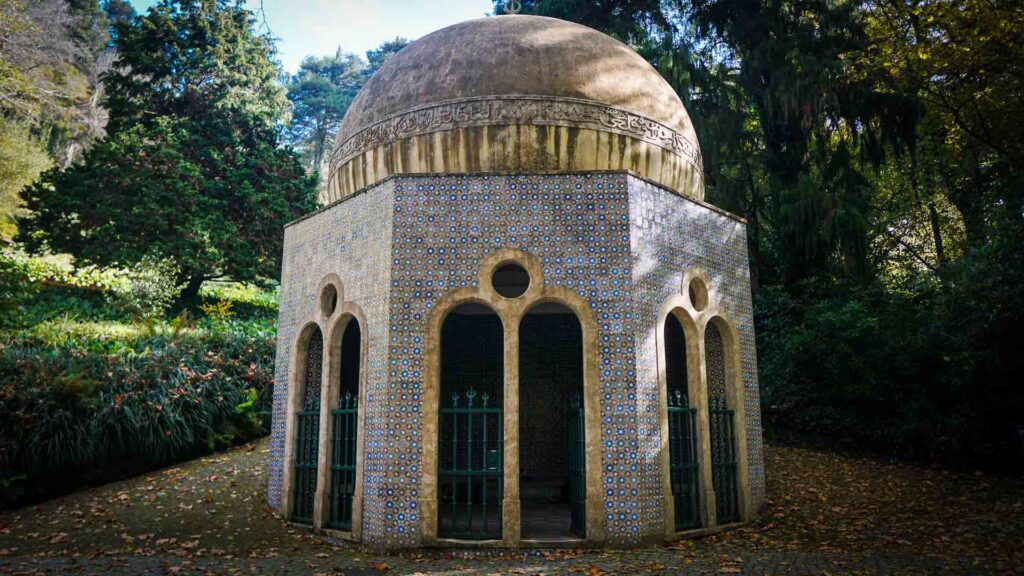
268,14 -> 765,550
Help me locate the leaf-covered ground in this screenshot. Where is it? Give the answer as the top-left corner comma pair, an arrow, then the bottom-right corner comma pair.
1,439 -> 1021,575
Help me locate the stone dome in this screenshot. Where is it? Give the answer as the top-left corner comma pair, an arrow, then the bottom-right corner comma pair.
325,15 -> 704,203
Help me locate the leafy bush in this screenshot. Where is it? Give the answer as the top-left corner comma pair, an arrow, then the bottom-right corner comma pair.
2,251 -> 279,328
0,324 -> 276,508
111,256 -> 183,321
200,282 -> 279,321
0,254 -> 37,329
756,235 -> 1024,473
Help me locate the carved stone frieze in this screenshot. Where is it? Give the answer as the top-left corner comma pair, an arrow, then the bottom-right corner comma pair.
328,95 -> 704,178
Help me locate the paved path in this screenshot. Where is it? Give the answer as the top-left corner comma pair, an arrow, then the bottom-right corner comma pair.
1,440 -> 1021,575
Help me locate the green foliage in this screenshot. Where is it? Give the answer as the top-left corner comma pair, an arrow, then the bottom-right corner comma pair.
112,256 -> 182,321
18,0 -> 317,303
365,37 -> 408,76
200,282 -> 278,322
757,233 -> 1024,472
0,252 -> 37,329
0,119 -> 51,241
285,51 -> 365,174
0,323 -> 275,507
283,37 -> 407,197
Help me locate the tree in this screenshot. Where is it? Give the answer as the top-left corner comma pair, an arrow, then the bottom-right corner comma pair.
365,37 -> 408,76
0,119 -> 50,241
20,0 -> 316,304
0,0 -> 91,240
855,0 -> 1024,248
284,50 -> 364,175
283,38 -> 407,194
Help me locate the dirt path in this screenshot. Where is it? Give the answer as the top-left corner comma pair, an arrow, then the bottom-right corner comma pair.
1,439 -> 1021,575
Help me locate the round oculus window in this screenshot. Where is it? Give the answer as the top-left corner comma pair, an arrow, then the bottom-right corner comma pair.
492,263 -> 530,298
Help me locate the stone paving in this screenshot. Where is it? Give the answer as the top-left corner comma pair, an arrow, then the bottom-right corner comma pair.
1,438 -> 1021,575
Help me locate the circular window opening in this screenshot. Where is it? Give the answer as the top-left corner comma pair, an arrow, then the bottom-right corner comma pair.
320,284 -> 338,316
688,278 -> 709,312
492,263 -> 530,298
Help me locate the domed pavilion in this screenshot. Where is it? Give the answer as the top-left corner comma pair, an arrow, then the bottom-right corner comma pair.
268,14 -> 765,550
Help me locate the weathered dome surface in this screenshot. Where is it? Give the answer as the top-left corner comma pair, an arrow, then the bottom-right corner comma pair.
325,15 -> 704,203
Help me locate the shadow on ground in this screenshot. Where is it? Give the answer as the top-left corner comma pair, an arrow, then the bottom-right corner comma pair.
1,439 -> 1021,575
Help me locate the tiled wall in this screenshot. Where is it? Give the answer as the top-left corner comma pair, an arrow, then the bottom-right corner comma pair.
268,184 -> 395,513
268,172 -> 765,548
628,178 -> 766,516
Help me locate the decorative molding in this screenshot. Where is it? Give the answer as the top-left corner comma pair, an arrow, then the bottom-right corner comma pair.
328,95 -> 704,180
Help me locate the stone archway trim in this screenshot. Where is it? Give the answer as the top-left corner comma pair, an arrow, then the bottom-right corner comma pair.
419,248 -> 606,546
655,268 -> 753,538
280,274 -> 370,542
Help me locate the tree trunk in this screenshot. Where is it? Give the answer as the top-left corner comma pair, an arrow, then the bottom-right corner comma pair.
745,158 -> 761,292
927,202 -> 945,265
175,274 -> 206,312
947,182 -> 988,249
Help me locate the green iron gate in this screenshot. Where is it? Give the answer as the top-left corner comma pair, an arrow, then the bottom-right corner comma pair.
667,389 -> 701,531
567,393 -> 586,538
438,389 -> 503,540
292,408 -> 320,524
327,391 -> 358,530
709,395 -> 739,523
292,331 -> 323,525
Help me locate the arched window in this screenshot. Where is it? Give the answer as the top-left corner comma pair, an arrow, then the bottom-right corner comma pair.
664,313 -> 701,531
327,319 -> 361,531
292,325 -> 323,525
705,320 -> 739,523
437,303 -> 504,540
519,302 -> 585,539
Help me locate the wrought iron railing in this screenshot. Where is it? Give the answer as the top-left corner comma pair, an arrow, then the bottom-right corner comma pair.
668,389 -> 701,530
438,389 -> 503,540
327,392 -> 359,530
709,395 -> 739,523
567,393 -> 586,537
291,409 -> 320,525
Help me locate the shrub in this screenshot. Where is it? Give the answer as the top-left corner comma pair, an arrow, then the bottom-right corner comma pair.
756,235 -> 1024,473
112,256 -> 183,321
200,282 -> 279,321
0,324 -> 276,508
0,253 -> 37,329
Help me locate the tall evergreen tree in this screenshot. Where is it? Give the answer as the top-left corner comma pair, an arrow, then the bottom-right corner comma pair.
285,50 -> 364,175
365,37 -> 408,76
20,0 -> 316,303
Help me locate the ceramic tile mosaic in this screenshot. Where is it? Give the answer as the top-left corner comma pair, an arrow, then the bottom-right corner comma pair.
628,178 -> 767,520
268,184 -> 395,515
268,172 -> 765,549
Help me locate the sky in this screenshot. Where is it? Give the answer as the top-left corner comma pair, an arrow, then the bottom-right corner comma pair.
127,0 -> 496,74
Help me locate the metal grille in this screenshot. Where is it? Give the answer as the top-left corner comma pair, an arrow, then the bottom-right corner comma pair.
438,389 -> 503,540
292,409 -> 320,524
327,392 -> 358,530
709,395 -> 739,523
567,393 -> 586,538
668,390 -> 701,530
292,328 -> 323,525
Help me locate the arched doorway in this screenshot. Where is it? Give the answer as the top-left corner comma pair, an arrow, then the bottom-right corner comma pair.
518,302 -> 585,540
664,312 -> 701,531
437,303 -> 504,540
706,320 -> 739,523
327,318 -> 361,531
292,325 -> 323,525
